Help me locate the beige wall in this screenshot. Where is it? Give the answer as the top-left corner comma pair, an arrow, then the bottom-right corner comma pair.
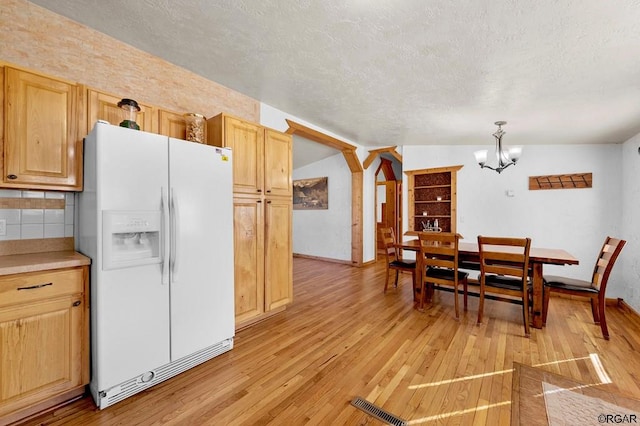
1,0 -> 259,122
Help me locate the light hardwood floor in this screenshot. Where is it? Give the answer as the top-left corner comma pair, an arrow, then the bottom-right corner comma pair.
19,257 -> 640,425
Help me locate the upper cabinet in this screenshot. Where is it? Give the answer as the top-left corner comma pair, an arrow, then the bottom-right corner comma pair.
406,165 -> 463,235
158,109 -> 187,140
207,113 -> 292,197
86,89 -> 156,135
2,67 -> 83,191
264,129 -> 293,198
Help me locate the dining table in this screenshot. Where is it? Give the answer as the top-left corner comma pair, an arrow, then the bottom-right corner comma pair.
398,238 -> 579,329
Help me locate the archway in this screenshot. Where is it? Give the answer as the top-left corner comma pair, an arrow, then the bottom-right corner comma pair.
285,120 -> 364,266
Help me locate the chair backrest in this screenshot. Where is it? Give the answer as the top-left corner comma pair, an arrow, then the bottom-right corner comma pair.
418,232 -> 460,272
591,236 -> 626,293
380,227 -> 400,262
477,236 -> 532,281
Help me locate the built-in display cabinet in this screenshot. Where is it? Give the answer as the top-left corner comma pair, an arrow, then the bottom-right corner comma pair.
405,165 -> 463,235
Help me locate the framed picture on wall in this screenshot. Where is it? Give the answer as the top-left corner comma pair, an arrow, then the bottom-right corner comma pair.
293,177 -> 328,210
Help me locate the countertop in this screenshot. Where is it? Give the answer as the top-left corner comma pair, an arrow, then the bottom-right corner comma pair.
0,237 -> 91,276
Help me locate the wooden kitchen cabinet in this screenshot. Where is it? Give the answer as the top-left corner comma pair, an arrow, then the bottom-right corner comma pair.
264,129 -> 293,198
0,266 -> 89,425
86,88 -> 156,134
264,197 -> 293,312
209,112 -> 293,329
406,165 -> 463,234
232,196 -> 265,324
2,67 -> 83,191
158,109 -> 187,140
207,113 -> 292,197
231,195 -> 292,328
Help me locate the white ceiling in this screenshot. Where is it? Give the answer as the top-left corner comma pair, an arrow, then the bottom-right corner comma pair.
28,0 -> 640,153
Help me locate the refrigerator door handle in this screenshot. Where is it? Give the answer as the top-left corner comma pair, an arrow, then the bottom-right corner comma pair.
170,188 -> 179,282
161,187 -> 169,285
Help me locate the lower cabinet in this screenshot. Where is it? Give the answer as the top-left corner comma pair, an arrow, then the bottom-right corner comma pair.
0,267 -> 89,424
233,195 -> 292,328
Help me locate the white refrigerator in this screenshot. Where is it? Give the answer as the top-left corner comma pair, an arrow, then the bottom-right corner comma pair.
78,121 -> 234,409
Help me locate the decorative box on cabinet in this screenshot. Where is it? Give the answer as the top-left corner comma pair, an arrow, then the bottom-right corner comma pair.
86,88 -> 156,134
405,165 -> 463,234
0,266 -> 89,425
1,66 -> 83,191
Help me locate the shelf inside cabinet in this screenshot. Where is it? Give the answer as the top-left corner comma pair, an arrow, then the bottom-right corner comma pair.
406,165 -> 462,234
414,184 -> 451,189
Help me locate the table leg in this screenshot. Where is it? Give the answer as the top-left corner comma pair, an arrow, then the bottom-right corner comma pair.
531,263 -> 544,329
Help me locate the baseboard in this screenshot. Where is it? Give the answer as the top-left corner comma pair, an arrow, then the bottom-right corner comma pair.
235,306 -> 287,332
293,253 -> 353,266
609,298 -> 640,325
1,385 -> 86,426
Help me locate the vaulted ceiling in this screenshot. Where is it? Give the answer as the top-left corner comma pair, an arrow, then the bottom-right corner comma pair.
29,0 -> 640,150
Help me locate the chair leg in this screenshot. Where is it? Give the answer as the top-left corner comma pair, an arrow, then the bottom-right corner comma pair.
419,278 -> 427,311
542,285 -> 550,325
383,267 -> 390,293
411,271 -> 417,298
598,296 -> 609,340
522,291 -> 531,338
394,270 -> 400,289
462,279 -> 468,311
477,282 -> 485,324
590,298 -> 600,324
453,279 -> 459,319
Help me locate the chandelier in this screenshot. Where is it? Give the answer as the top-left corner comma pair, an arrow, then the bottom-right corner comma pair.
473,121 -> 522,174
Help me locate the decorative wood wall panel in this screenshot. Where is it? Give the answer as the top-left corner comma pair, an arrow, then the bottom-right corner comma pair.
529,173 -> 592,190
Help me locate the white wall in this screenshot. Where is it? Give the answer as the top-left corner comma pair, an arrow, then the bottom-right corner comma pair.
260,103 -> 366,262
292,155 -> 352,261
402,143 -> 625,291
262,101 -> 639,311
622,134 -> 640,311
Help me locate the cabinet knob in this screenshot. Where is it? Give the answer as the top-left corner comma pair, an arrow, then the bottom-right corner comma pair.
73,300 -> 81,307
267,200 -> 272,204
257,189 -> 262,193
7,174 -> 17,180
266,190 -> 271,193
257,200 -> 262,203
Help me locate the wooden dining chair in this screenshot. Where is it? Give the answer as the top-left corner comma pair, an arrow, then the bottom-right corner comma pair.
380,227 -> 416,293
477,235 -> 532,337
417,232 -> 469,318
543,236 -> 626,340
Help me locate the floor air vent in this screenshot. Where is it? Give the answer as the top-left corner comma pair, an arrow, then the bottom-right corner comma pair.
350,396 -> 407,426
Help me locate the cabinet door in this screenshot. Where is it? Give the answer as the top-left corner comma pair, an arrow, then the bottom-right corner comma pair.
264,129 -> 292,197
87,89 -> 155,134
4,68 -> 81,189
158,109 -> 186,140
264,198 -> 292,311
224,116 -> 264,195
0,295 -> 84,417
233,196 -> 265,324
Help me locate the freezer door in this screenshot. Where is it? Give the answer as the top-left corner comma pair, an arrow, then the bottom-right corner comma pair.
91,123 -> 171,390
168,139 -> 235,360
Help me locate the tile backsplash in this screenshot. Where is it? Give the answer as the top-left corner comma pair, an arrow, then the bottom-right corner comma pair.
0,190 -> 74,241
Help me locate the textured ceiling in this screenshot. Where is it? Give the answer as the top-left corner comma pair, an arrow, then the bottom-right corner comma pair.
28,0 -> 640,149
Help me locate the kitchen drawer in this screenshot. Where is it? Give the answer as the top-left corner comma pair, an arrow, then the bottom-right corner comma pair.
0,268 -> 84,308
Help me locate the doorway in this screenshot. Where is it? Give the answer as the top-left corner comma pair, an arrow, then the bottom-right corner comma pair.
374,155 -> 403,256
